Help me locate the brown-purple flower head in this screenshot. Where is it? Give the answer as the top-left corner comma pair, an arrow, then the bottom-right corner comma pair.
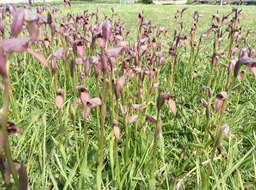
233,49 -> 256,78
157,92 -> 177,116
102,19 -> 112,41
215,91 -> 228,113
55,88 -> 64,109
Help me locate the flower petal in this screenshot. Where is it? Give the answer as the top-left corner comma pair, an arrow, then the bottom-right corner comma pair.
127,115 -> 138,124
113,124 -> 121,142
106,47 -> 123,58
11,8 -> 25,37
102,19 -> 112,41
0,38 -> 29,53
215,91 -> 228,113
167,97 -> 177,116
87,97 -> 102,108
55,89 -> 64,109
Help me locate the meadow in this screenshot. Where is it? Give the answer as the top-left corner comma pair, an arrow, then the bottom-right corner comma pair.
0,2 -> 255,190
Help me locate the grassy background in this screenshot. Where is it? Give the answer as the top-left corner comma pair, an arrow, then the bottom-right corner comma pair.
61,4 -> 256,30
3,3 -> 256,190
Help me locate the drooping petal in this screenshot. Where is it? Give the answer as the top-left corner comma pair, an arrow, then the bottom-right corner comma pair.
215,99 -> 223,113
234,49 -> 256,78
102,19 -> 112,41
167,97 -> 177,117
157,92 -> 170,111
43,38 -> 50,48
60,24 -> 65,33
239,70 -> 245,80
127,115 -> 138,124
117,41 -> 129,51
215,91 -> 228,113
87,97 -> 102,108
106,47 -> 123,57
77,43 -> 84,57
0,38 -> 29,53
77,86 -> 90,105
114,75 -> 126,98
11,8 -> 25,37
132,104 -> 146,111
55,89 -> 64,109
157,92 -> 177,116
113,121 -> 121,142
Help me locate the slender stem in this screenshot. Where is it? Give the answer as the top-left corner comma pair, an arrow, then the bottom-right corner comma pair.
0,77 -> 19,189
150,109 -> 161,189
96,77 -> 108,190
82,108 -> 89,170
114,99 -> 120,188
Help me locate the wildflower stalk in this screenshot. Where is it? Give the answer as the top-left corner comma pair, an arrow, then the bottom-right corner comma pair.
225,34 -> 235,90
96,76 -> 108,190
114,138 -> 120,188
192,36 -> 202,66
124,116 -> 129,164
120,83 -> 129,165
149,109 -> 160,189
169,56 -> 175,88
113,101 -> 121,188
82,113 -> 89,170
0,76 -> 19,189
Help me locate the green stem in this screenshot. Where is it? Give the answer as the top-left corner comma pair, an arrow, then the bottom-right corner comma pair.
0,77 -> 20,189
150,110 -> 161,189
82,110 -> 89,170
96,77 -> 108,190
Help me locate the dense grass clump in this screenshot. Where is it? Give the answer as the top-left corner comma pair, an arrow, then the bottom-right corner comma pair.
0,3 -> 255,190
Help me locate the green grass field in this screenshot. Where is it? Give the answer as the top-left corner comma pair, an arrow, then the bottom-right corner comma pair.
61,4 -> 256,30
1,3 -> 256,190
